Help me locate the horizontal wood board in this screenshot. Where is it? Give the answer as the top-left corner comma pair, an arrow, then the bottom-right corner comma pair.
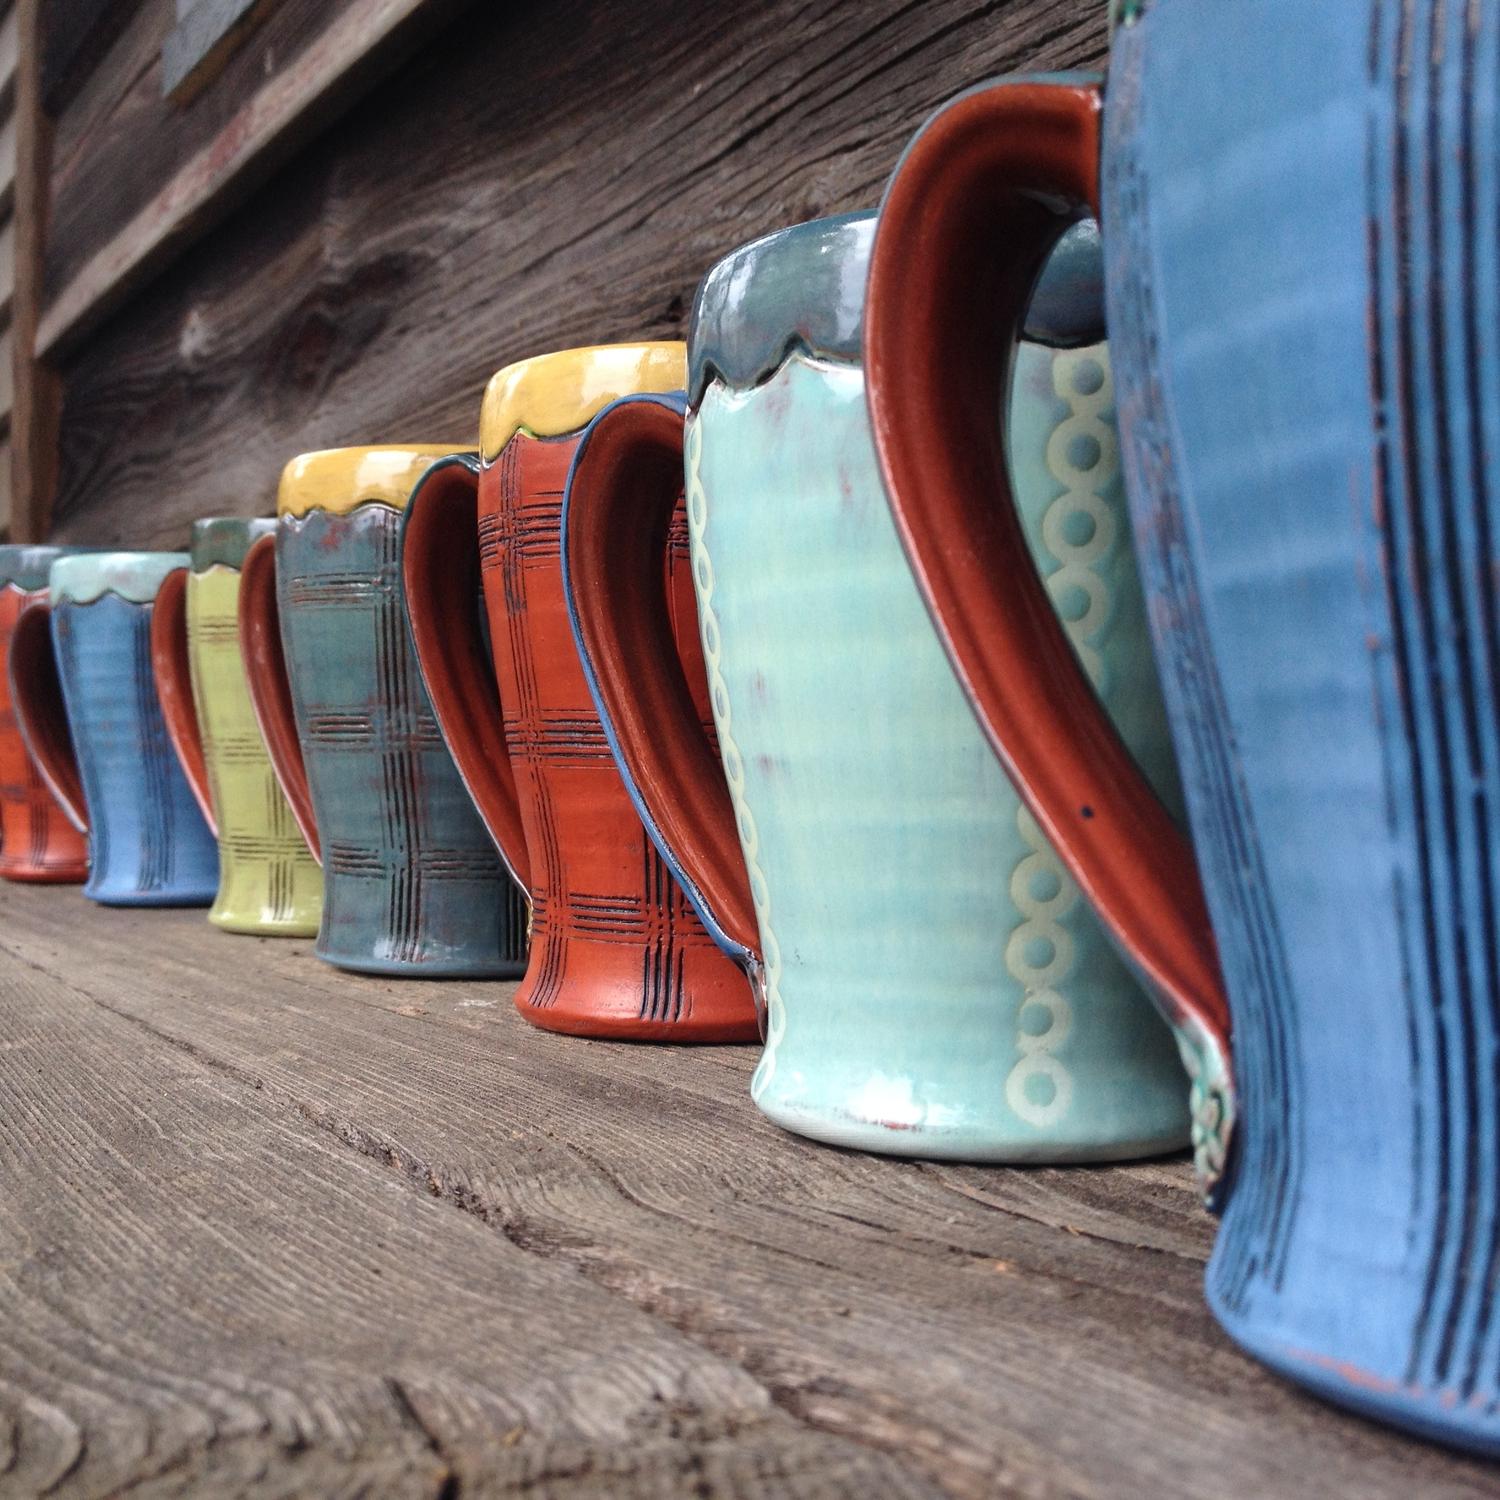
54,0 -> 1101,543
40,0 -> 471,361
0,882 -> 1496,1497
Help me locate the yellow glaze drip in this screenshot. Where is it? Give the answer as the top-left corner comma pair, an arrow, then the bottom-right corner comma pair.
277,445 -> 468,518
479,343 -> 686,461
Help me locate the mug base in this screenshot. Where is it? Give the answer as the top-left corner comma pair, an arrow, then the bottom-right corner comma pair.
516,990 -> 761,1044
754,1090 -> 1190,1164
84,884 -> 217,908
0,863 -> 88,884
210,909 -> 319,938
1207,1291 -> 1500,1459
313,943 -> 528,980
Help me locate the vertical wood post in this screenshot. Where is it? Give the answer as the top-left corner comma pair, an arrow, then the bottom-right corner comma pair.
12,0 -> 59,543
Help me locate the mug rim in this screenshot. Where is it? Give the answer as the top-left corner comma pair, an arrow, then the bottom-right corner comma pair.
276,445 -> 467,519
49,551 -> 189,606
0,544 -> 110,594
478,342 -> 686,463
687,209 -> 1105,408
190,516 -> 278,571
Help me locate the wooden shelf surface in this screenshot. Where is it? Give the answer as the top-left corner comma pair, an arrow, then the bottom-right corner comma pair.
0,879 -> 1493,1498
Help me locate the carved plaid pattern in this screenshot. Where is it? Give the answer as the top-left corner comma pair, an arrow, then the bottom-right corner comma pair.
187,566 -> 321,929
480,431 -> 742,1028
278,504 -> 525,971
0,585 -> 88,881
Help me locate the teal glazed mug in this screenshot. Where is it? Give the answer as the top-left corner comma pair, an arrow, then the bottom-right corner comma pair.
240,446 -> 529,977
562,212 -> 1189,1160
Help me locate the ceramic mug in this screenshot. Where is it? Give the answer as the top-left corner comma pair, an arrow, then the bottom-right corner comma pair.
863,8 -> 1500,1451
400,344 -> 757,1041
562,215 -> 1188,1158
0,545 -> 103,882
10,552 -> 219,906
151,518 -> 323,935
238,447 -> 527,977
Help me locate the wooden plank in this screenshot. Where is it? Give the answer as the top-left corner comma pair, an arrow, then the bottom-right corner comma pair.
0,107 -> 16,218
0,4 -> 19,118
0,326 -> 15,417
0,882 -> 1493,1499
0,885 -> 931,1500
37,0 -> 470,361
10,0 -> 57,543
38,0 -> 141,116
49,0 -> 171,194
0,437 -> 12,536
49,0 -> 1110,542
0,213 -> 15,324
162,0 -> 277,103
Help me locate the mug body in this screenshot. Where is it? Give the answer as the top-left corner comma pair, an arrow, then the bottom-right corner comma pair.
688,214 -> 1188,1158
0,546 -> 94,881
1104,0 -> 1500,1448
189,518 -> 322,935
275,448 -> 527,976
49,553 -> 219,906
477,345 -> 756,1039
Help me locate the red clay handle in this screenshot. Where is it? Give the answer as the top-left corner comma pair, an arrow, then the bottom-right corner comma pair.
562,396 -> 759,963
238,533 -> 320,862
8,601 -> 88,833
150,566 -> 217,836
400,456 -> 532,892
864,79 -> 1234,1155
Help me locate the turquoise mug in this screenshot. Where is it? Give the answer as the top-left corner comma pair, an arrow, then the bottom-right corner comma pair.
562,212 -> 1189,1161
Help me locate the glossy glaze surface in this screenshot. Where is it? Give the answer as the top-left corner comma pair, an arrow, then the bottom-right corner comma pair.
272,472 -> 526,976
51,566 -> 219,907
865,4 -> 1500,1453
277,446 -> 456,518
562,218 -> 1187,1154
404,347 -> 756,1040
50,551 -> 191,605
683,343 -> 1186,1157
480,343 -> 686,462
187,520 -> 322,934
0,547 -> 91,883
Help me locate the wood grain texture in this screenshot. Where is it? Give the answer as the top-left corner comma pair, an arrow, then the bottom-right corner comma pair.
10,0 -> 57,543
38,0 -> 137,115
0,5 -> 18,120
0,883 -> 1495,1498
38,0 -> 472,360
51,0 -> 1104,544
0,884 -> 933,1500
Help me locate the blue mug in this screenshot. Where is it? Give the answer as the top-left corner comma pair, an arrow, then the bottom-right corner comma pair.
561,214 -> 1190,1162
865,2 -> 1500,1455
10,553 -> 219,906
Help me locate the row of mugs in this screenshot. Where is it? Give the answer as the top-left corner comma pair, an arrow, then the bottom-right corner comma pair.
4,9 -> 1499,1454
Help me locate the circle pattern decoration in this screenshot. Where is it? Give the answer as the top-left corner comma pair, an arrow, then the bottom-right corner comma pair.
1002,346 -> 1121,1127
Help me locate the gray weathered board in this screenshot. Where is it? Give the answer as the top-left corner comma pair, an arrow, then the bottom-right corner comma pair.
0,884 -> 1495,1497
51,0 -> 1105,541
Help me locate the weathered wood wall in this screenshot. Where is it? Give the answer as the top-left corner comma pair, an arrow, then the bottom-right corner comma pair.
44,0 -> 1107,544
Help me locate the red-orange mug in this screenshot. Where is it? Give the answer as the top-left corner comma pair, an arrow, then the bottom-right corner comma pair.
400,344 -> 757,1041
0,547 -> 92,882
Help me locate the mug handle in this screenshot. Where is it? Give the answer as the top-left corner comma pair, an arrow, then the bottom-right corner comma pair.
150,566 -> 217,835
8,601 -> 88,833
562,394 -> 760,970
864,75 -> 1235,1196
238,533 -> 321,862
399,455 -> 532,891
